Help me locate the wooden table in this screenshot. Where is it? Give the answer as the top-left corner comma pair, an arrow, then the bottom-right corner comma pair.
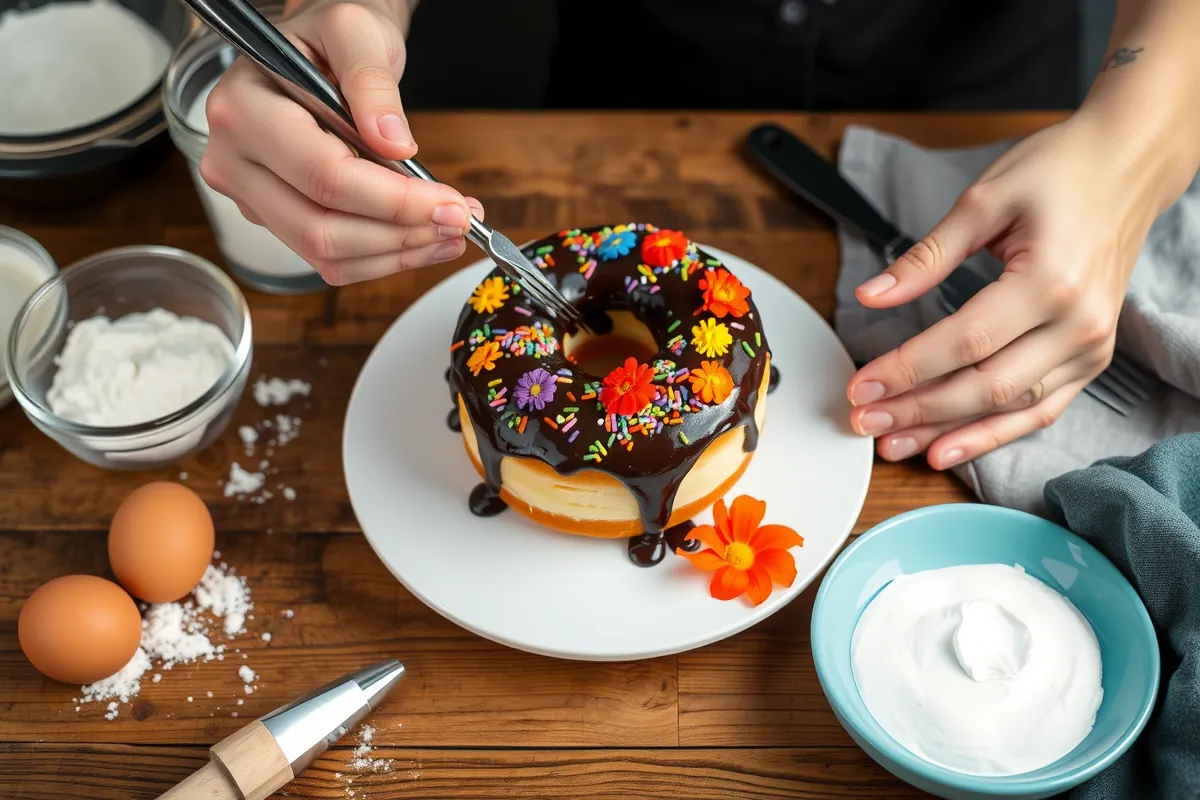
0,111 -> 1056,799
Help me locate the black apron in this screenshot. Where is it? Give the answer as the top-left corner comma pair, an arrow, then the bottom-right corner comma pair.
544,0 -> 1079,110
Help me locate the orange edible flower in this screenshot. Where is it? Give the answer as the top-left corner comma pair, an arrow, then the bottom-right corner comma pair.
600,357 -> 657,416
466,340 -> 503,376
688,360 -> 734,404
698,267 -> 750,318
469,276 -> 509,314
640,229 -> 689,267
678,495 -> 803,606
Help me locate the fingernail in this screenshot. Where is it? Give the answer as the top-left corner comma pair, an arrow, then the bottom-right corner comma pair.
431,203 -> 468,230
850,381 -> 886,405
432,239 -> 464,261
887,436 -> 920,460
857,272 -> 897,297
378,113 -> 413,145
437,226 -> 462,239
941,448 -> 966,468
857,409 -> 894,436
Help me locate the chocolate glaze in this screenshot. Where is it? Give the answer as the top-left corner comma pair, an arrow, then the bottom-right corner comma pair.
446,408 -> 462,432
449,224 -> 771,550
768,364 -> 780,394
627,520 -> 702,567
469,482 -> 507,516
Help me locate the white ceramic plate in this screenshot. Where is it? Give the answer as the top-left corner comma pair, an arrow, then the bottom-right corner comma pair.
343,247 -> 873,661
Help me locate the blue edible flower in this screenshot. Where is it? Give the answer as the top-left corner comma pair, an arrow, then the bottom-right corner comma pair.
596,229 -> 636,261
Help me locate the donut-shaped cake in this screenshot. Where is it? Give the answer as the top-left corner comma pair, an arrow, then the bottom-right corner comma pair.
446,224 -> 778,566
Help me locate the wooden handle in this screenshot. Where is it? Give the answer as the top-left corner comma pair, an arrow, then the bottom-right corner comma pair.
158,761 -> 239,800
159,721 -> 294,800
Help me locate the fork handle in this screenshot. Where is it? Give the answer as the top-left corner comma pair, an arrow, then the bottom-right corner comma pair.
177,0 -> 491,249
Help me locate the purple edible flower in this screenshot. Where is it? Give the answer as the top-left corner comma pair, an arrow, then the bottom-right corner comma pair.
515,368 -> 558,411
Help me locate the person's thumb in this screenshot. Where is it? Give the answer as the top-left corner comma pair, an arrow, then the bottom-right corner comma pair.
313,5 -> 415,161
855,185 -> 1005,308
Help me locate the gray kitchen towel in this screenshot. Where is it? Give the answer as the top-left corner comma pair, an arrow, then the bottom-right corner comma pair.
833,125 -> 1200,516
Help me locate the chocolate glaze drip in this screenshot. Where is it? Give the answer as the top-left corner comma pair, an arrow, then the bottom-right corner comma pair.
469,482 -> 506,516
627,520 -> 700,567
768,364 -> 780,394
446,408 -> 462,432
449,225 -> 771,557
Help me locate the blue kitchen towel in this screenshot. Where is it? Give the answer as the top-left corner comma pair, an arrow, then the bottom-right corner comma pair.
1044,433 -> 1200,800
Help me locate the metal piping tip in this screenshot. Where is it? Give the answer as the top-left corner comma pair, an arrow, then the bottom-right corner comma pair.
352,659 -> 406,711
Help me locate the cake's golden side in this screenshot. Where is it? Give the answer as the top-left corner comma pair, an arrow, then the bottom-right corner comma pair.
457,355 -> 769,538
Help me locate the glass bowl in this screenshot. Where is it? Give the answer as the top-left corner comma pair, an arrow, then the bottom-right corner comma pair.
5,245 -> 253,470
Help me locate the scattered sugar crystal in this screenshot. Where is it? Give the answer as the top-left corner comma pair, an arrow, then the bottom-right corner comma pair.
206,691 -> 213,698
244,685 -> 254,695
282,487 -> 296,501
237,699 -> 244,705
104,702 -> 119,721
261,632 -> 272,642
239,665 -> 256,684
178,471 -> 188,480
187,696 -> 193,702
347,723 -> 393,773
254,377 -> 310,406
223,463 -> 265,499
238,425 -> 258,445
212,550 -> 221,559
283,609 -> 294,619
151,674 -> 161,684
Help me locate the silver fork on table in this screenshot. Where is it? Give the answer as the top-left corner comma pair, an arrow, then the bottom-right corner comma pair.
746,123 -> 1154,416
173,0 -> 590,334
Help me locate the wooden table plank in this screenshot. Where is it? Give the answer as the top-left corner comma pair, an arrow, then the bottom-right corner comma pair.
0,743 -> 926,799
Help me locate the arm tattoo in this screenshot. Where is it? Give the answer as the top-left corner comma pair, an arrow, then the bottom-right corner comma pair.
1103,47 -> 1144,70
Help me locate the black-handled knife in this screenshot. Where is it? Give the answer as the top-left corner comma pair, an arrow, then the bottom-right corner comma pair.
744,122 -> 988,311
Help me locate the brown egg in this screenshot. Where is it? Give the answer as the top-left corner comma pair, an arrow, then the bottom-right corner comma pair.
19,575 -> 142,685
108,481 -> 215,603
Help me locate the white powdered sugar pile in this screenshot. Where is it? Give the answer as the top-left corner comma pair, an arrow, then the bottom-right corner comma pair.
78,648 -> 152,715
74,557 -> 259,718
221,375 -> 309,503
194,562 -> 253,636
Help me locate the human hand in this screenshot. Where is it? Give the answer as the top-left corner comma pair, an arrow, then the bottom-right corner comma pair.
844,117 -> 1160,470
198,0 -> 483,285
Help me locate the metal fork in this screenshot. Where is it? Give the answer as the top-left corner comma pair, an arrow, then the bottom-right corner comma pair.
174,0 -> 589,333
885,236 -> 1153,416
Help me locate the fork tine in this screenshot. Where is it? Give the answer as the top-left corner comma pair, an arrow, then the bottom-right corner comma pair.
1109,350 -> 1156,383
1091,371 -> 1140,407
1104,357 -> 1153,401
1082,381 -> 1130,416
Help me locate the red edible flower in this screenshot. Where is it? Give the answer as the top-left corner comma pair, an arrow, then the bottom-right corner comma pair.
640,229 -> 689,267
698,267 -> 751,318
677,495 -> 804,606
600,357 -> 657,416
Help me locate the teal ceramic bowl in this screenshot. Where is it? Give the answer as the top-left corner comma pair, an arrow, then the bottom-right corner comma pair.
811,503 -> 1159,800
